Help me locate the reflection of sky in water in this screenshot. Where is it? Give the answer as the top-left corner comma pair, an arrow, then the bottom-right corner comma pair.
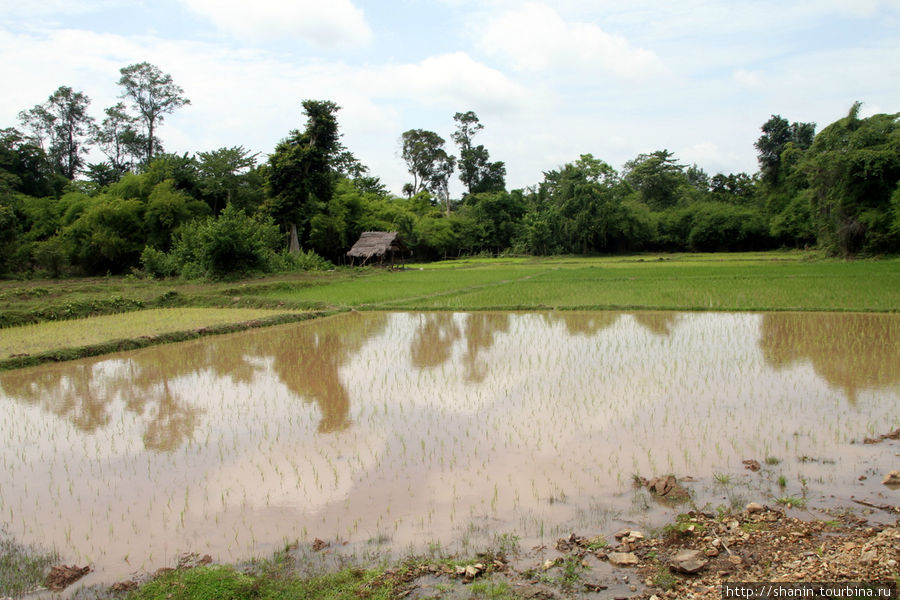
0,311 -> 897,584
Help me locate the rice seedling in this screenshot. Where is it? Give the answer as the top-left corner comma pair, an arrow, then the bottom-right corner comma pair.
0,308 -> 895,585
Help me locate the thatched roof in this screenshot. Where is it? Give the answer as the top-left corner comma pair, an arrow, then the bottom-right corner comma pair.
346,231 -> 409,259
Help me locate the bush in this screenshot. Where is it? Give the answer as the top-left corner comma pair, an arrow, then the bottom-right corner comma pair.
169,204 -> 282,278
140,246 -> 177,278
272,249 -> 333,272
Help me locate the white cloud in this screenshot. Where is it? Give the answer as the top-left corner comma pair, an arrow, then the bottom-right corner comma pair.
732,69 -> 764,89
367,52 -> 544,113
179,0 -> 373,48
0,0 -> 125,18
476,2 -> 666,80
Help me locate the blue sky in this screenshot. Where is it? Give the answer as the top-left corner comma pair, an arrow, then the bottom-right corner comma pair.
1,0 -> 898,196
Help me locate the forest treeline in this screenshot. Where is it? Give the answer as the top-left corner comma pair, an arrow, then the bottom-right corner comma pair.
1,62 -> 898,278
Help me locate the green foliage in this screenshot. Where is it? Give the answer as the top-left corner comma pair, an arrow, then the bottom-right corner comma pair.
117,62 -> 190,161
685,202 -> 769,251
272,248 -> 333,272
802,104 -> 900,255
168,204 -> 282,278
0,528 -> 59,598
145,179 -> 210,250
195,145 -> 259,214
63,196 -> 146,273
623,149 -> 689,210
400,128 -> 456,214
755,115 -> 815,186
266,100 -> 342,248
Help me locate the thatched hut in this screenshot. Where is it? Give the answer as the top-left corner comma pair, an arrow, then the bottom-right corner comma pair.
346,231 -> 410,267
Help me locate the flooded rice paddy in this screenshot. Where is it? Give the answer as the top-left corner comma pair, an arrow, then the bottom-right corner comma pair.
1,311 -> 898,585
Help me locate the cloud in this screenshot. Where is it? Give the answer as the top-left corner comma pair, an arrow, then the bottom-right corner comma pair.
0,0 -> 124,19
179,0 -> 373,48
475,2 -> 666,81
368,52 -> 544,114
732,69 -> 764,89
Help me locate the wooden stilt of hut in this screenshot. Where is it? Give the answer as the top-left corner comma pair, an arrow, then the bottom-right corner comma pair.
346,231 -> 410,268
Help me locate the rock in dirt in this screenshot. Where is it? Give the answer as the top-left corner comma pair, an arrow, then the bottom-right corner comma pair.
745,502 -> 765,513
882,470 -> 900,487
668,549 -> 708,574
312,538 -> 329,551
109,580 -> 138,592
742,459 -> 761,472
608,552 -> 639,567
46,564 -> 91,591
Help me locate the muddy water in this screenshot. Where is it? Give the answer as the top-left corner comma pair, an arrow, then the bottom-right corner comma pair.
0,311 -> 897,585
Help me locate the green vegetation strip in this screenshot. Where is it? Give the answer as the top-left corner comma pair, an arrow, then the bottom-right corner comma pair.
256,255 -> 900,313
0,309 -> 330,371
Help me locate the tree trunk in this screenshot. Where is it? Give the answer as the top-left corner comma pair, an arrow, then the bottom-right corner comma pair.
289,223 -> 300,254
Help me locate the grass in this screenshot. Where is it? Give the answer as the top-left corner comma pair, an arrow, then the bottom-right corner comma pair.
0,528 -> 60,598
0,308 -> 303,358
127,563 -> 403,600
1,252 -> 898,363
775,496 -> 808,509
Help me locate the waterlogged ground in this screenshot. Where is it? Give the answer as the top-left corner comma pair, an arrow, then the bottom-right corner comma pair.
0,311 -> 897,587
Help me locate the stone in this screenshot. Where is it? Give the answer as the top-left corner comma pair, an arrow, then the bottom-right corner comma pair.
608,552 -> 639,567
668,549 -> 708,574
882,470 -> 900,486
614,528 -> 631,540
705,548 -> 720,557
859,549 -> 877,566
746,502 -> 765,513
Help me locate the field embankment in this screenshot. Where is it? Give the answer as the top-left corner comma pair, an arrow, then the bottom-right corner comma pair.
1,251 -> 898,366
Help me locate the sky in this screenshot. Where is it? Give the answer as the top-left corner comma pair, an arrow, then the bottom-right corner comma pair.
1,0 -> 898,197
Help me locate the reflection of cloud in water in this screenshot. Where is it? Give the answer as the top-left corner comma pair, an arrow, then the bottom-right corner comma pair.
2,310 -> 898,584
0,312 -> 389,448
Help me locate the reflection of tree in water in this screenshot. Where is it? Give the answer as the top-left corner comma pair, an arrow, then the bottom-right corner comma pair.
543,312 -> 620,336
630,312 -> 677,336
256,313 -> 388,433
0,312 -> 389,448
0,357 -> 204,453
759,313 -> 900,404
410,313 -> 460,368
461,313 -> 510,382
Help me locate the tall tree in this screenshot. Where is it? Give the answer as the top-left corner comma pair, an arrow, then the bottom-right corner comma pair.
754,115 -> 815,185
18,86 -> 94,179
622,149 -> 688,210
195,146 -> 258,214
801,102 -> 900,255
267,100 -> 342,252
452,111 -> 506,195
400,129 -> 456,215
117,62 -> 190,162
92,102 -> 145,176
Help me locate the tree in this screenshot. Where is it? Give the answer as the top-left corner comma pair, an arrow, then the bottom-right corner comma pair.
623,150 -> 688,210
400,129 -> 456,215
18,86 -> 94,179
754,115 -> 815,185
117,62 -> 190,162
0,128 -> 58,197
266,100 -> 342,252
801,102 -> 900,255
452,111 -> 506,195
92,102 -> 145,176
195,146 -> 259,214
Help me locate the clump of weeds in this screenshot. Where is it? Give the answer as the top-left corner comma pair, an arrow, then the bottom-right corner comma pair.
0,527 -> 60,597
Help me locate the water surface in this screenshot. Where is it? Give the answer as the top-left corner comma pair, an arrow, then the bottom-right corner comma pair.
0,311 -> 897,584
